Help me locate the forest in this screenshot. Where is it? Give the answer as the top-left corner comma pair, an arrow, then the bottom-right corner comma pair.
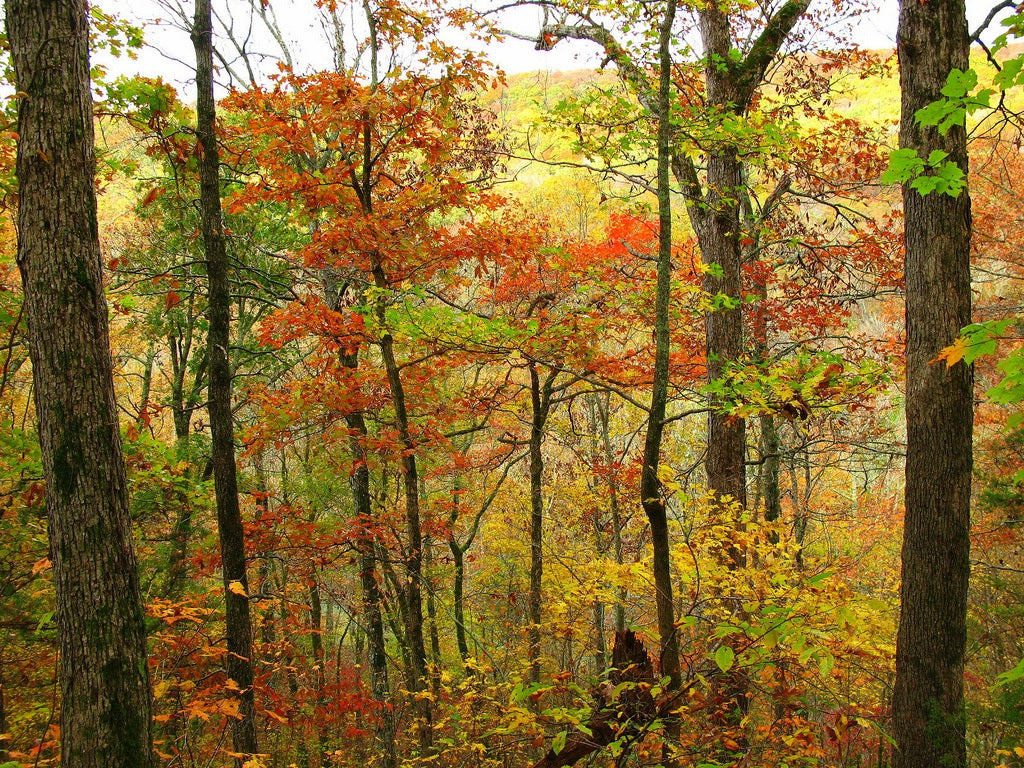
0,0 -> 1021,767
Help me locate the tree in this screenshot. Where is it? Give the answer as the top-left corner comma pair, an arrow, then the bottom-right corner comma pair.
891,1 -> 973,767
637,0 -> 681,756
192,0 -> 260,759
5,1 -> 153,765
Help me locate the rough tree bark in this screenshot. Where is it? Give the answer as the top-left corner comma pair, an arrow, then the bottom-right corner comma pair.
6,1 -> 153,764
892,1 -> 972,767
191,0 -> 259,759
690,0 -> 809,512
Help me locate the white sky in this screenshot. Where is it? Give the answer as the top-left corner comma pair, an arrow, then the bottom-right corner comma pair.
96,0 -> 1006,98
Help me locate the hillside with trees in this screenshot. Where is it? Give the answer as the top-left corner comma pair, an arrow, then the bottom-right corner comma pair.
0,1 -> 1022,767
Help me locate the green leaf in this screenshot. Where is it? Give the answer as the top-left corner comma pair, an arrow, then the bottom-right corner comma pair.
995,57 -> 1024,90
819,650 -> 835,677
806,570 -> 833,586
552,731 -> 567,755
997,657 -> 1024,687
915,99 -> 959,130
714,645 -> 735,673
881,148 -> 925,185
940,68 -> 977,98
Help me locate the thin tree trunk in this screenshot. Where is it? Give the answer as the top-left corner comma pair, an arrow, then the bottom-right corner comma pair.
309,573 -> 330,763
760,415 -> 781,523
339,346 -> 398,768
450,539 -> 471,666
372,272 -> 433,748
527,364 -> 555,687
449,474 -> 474,670
425,536 -> 442,696
893,1 -> 972,766
0,654 -> 9,763
595,394 -> 627,633
191,1 -> 258,759
638,4 -> 681,763
7,1 -> 153,764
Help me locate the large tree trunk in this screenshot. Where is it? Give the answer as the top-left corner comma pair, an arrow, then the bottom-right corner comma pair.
191,0 -> 259,759
892,1 -> 972,767
696,4 -> 751,513
688,0 -> 809,511
6,2 -> 153,765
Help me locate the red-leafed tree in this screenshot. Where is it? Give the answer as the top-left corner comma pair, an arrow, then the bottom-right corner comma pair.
225,4 -> 504,747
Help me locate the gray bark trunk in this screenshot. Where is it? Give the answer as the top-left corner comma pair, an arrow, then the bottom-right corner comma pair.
7,1 -> 153,764
892,1 -> 972,766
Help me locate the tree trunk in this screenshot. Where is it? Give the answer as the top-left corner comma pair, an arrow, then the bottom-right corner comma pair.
528,364 -> 555,686
759,414 -> 782,524
594,393 -> 627,633
425,536 -> 442,696
338,344 -> 398,768
892,1 -> 972,767
451,538 -> 472,667
696,6 -> 748,513
372,271 -> 433,748
0,654 -> 9,762
7,1 -> 153,765
638,3 -> 681,763
191,1 -> 259,759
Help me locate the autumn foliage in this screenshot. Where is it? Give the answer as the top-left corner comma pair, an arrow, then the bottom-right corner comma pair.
1,1 -> 1024,768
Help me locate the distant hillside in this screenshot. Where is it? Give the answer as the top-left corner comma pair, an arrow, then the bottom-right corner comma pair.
485,40 -> 1017,131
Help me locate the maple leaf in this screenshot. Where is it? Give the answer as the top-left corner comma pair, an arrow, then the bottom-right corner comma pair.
936,336 -> 969,368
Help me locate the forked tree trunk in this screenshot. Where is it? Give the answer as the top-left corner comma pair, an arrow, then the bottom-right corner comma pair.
191,0 -> 259,759
7,1 -> 153,764
528,364 -> 555,686
892,1 -> 972,766
372,270 -> 433,748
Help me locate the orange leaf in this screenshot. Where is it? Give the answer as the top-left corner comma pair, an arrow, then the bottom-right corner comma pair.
936,336 -> 969,368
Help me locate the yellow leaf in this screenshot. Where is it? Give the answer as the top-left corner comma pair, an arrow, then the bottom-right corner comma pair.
936,336 -> 968,368
1014,746 -> 1024,758
228,580 -> 248,597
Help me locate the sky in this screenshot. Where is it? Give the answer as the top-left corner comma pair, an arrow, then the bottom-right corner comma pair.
98,0 -> 1007,97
